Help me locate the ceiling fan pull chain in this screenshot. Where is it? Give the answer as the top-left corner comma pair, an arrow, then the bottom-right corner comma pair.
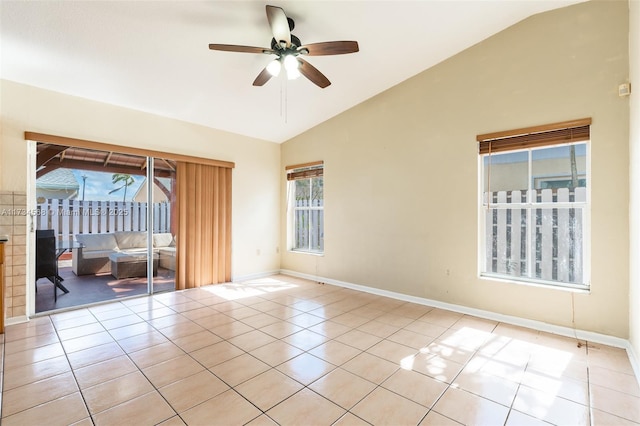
280,77 -> 283,119
285,78 -> 289,124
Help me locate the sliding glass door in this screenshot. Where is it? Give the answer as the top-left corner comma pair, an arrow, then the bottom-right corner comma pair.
30,133 -> 233,315
151,156 -> 176,293
33,143 -> 178,313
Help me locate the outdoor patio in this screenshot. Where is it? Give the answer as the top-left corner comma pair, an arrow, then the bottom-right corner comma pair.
35,263 -> 175,313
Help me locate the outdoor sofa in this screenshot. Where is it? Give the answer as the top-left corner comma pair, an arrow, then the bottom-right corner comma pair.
72,231 -> 176,277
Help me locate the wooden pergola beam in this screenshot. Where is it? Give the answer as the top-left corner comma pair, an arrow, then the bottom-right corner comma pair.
36,145 -> 68,168
37,159 -> 174,179
161,158 -> 176,172
26,132 -> 235,169
104,152 -> 113,167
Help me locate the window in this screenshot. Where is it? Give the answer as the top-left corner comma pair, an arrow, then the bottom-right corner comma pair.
478,119 -> 590,289
287,162 -> 324,253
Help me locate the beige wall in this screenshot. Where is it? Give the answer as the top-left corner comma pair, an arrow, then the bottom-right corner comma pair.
629,0 -> 640,365
281,1 -> 630,337
0,80 -> 281,318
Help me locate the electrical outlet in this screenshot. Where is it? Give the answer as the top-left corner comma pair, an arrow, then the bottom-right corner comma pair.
276,246 -> 280,254
618,82 -> 631,97
256,249 -> 261,256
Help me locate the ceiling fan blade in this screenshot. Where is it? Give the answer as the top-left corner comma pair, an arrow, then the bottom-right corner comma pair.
252,67 -> 273,86
298,41 -> 359,56
266,5 -> 291,48
209,44 -> 274,54
298,58 -> 331,88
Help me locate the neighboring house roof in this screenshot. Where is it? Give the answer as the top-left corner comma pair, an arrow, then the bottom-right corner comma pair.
157,177 -> 171,191
36,168 -> 79,191
133,177 -> 171,202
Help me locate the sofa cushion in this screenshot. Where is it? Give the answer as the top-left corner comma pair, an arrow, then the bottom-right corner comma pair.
121,247 -> 148,255
109,251 -> 159,263
153,233 -> 174,248
76,233 -> 118,252
81,249 -> 116,259
114,231 -> 147,249
159,247 -> 176,257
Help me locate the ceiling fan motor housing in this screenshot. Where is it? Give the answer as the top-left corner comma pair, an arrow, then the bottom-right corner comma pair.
271,34 -> 302,51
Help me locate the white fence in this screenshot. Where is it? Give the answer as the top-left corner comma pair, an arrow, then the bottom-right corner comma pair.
36,199 -> 171,238
485,187 -> 586,284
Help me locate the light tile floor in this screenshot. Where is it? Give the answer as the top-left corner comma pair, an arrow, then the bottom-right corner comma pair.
1,274 -> 639,425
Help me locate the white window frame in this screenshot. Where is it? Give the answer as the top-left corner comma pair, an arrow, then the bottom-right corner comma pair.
287,166 -> 324,255
478,142 -> 591,290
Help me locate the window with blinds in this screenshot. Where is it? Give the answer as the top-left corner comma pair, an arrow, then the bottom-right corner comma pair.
286,161 -> 324,254
478,119 -> 591,289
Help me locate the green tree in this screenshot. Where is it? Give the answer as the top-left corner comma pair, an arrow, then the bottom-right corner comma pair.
109,173 -> 135,201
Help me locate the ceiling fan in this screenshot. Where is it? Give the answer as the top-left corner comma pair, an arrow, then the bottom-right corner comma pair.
209,5 -> 359,89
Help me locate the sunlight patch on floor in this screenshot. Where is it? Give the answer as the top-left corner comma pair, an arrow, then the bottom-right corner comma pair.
201,278 -> 300,301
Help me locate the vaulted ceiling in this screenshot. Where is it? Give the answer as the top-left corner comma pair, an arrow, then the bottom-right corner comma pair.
1,1 -> 583,143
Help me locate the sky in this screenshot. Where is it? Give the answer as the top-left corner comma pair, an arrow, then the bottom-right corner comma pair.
71,169 -> 145,202
483,143 -> 587,164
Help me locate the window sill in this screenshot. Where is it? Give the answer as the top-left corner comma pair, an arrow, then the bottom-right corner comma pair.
479,273 -> 590,294
289,249 -> 324,257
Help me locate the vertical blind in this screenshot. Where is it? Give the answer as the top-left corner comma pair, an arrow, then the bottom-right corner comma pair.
176,162 -> 232,289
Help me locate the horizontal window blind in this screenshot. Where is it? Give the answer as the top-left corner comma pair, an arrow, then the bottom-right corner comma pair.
477,118 -> 591,155
286,161 -> 323,181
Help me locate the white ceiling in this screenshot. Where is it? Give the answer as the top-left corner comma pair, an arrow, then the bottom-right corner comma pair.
1,1 -> 583,143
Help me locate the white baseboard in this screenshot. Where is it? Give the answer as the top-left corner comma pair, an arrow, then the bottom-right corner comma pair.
5,315 -> 29,326
626,342 -> 640,388
232,270 -> 281,283
280,269 -> 638,387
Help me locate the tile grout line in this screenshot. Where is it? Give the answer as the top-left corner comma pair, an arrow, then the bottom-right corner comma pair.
502,343 -> 532,426
51,313 -> 97,426
586,341 -> 594,426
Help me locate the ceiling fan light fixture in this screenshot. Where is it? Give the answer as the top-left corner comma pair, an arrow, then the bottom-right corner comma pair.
283,54 -> 299,72
266,59 -> 282,76
287,66 -> 301,80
